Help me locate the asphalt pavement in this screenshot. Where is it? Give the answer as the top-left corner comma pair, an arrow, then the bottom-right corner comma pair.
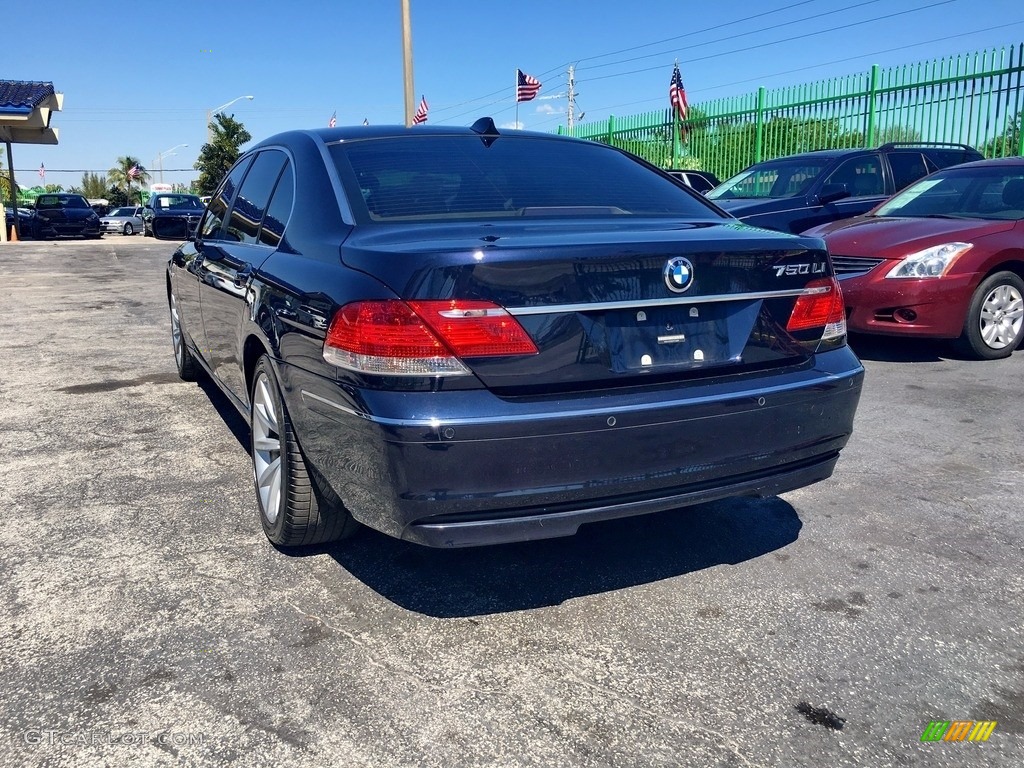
0,237 -> 1021,767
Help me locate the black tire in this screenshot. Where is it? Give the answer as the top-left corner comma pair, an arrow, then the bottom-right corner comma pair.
956,271 -> 1024,360
250,355 -> 359,547
168,290 -> 199,381
123,223 -> 134,236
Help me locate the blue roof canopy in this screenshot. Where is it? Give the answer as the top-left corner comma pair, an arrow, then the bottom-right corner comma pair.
0,80 -> 62,145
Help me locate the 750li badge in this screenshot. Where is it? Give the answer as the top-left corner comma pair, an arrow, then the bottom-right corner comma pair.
774,262 -> 827,277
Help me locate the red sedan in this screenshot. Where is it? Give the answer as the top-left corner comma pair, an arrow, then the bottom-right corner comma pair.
806,157 -> 1024,359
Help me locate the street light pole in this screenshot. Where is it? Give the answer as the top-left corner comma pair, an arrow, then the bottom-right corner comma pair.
156,143 -> 189,184
401,0 -> 415,127
206,95 -> 254,143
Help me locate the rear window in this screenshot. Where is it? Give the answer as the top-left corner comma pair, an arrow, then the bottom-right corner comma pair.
331,135 -> 719,222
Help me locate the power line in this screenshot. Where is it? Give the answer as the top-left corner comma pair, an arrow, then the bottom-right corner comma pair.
526,20 -> 1024,129
581,0 -> 957,84
575,0 -> 886,73
435,0 -> 916,121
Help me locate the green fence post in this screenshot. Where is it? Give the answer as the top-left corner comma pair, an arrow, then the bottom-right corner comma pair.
608,115 -> 615,145
754,87 -> 766,162
866,63 -> 880,146
672,110 -> 681,168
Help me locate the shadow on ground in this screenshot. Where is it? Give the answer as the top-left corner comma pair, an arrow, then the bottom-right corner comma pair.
190,372 -> 804,617
302,496 -> 802,617
847,333 -> 956,363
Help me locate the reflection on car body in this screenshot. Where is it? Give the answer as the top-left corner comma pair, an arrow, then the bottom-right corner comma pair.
162,118 -> 864,550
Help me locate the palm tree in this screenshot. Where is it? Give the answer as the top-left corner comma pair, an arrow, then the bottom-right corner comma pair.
108,156 -> 150,205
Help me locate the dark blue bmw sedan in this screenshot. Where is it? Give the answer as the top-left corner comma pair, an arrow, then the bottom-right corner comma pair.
162,119 -> 863,548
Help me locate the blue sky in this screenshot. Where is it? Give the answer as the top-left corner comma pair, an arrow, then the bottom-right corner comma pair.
6,0 -> 1024,190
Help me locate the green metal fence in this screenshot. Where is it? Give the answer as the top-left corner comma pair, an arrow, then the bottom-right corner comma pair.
559,43 -> 1024,181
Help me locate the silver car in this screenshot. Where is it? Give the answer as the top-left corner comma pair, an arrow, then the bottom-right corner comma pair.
100,206 -> 144,236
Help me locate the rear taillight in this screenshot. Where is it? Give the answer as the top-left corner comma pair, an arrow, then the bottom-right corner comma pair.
787,277 -> 846,341
323,299 -> 538,376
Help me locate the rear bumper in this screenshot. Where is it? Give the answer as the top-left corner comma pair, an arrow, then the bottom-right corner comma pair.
283,347 -> 864,547
401,453 -> 838,547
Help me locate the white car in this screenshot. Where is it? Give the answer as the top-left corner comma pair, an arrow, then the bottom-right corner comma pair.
100,206 -> 144,236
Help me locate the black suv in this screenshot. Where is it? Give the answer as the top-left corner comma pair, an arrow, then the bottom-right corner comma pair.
31,193 -> 102,239
142,193 -> 205,238
707,142 -> 984,234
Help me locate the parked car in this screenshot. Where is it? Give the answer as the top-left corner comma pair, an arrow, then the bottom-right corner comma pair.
142,193 -> 205,237
31,193 -> 102,239
100,206 -> 144,236
666,169 -> 720,194
3,206 -> 35,238
805,157 -> 1024,359
708,142 -> 984,234
160,119 -> 863,549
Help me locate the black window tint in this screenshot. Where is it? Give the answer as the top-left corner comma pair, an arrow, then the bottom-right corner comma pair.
334,136 -> 717,221
888,152 -> 929,191
687,175 -> 714,193
200,157 -> 252,241
259,161 -> 294,247
824,155 -> 884,197
226,151 -> 287,244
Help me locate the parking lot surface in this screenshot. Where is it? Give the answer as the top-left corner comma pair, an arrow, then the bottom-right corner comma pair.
1,238 -> 1021,767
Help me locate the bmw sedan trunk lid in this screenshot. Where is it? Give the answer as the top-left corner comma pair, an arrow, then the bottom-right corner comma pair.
339,219 -> 841,392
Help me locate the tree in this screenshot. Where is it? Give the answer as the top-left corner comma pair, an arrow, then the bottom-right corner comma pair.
108,156 -> 150,205
194,113 -> 252,195
0,157 -> 16,204
983,111 -> 1022,158
44,183 -> 64,193
105,185 -> 128,207
75,172 -> 110,199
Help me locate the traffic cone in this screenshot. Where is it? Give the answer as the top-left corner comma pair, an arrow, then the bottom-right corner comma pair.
9,225 -> 18,242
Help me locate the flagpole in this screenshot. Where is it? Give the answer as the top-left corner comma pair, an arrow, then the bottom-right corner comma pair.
515,69 -> 519,128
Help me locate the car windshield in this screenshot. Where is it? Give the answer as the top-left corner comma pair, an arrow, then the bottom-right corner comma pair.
707,158 -> 831,201
36,194 -> 90,209
109,208 -> 134,216
331,135 -> 720,222
155,196 -> 203,210
873,165 -> 1024,220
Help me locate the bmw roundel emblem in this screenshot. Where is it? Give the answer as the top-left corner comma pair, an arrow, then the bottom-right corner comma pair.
664,256 -> 695,293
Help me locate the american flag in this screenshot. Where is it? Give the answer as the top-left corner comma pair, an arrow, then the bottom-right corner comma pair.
38,163 -> 45,180
669,64 -> 689,122
128,164 -> 140,179
328,111 -> 337,128
516,69 -> 542,102
412,95 -> 428,125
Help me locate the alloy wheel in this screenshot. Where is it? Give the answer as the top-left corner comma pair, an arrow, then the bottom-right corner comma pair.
251,373 -> 283,524
169,294 -> 184,368
979,283 -> 1024,350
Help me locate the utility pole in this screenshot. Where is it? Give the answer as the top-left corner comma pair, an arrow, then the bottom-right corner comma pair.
401,0 -> 415,127
566,65 -> 578,131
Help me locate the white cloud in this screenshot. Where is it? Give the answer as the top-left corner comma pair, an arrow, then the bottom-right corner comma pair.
499,121 -> 524,130
536,104 -> 564,115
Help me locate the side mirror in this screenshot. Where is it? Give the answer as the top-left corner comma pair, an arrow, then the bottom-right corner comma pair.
818,184 -> 851,205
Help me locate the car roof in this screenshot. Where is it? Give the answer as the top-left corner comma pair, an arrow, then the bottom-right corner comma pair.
252,122 -> 593,150
937,156 -> 1024,170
